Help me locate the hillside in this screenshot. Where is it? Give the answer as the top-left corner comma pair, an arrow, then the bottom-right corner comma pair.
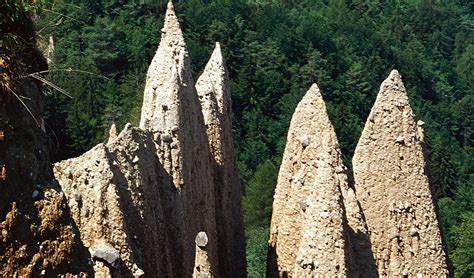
2,0 -> 472,276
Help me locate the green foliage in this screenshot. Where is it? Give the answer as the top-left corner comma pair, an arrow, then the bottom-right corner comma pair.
451,213 -> 474,277
245,227 -> 269,277
0,0 -> 43,26
243,159 -> 278,228
34,0 -> 473,275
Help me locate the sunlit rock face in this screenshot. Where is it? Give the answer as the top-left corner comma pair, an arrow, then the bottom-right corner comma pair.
196,42 -> 246,277
268,84 -> 368,277
353,70 -> 449,277
138,1 -> 220,276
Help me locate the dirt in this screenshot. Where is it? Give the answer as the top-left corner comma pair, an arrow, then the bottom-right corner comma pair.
0,14 -> 92,276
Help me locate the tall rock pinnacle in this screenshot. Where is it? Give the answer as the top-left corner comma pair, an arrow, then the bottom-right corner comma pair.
352,70 -> 449,276
196,42 -> 246,277
268,84 -> 358,276
139,1 -> 219,276
140,0 -> 185,132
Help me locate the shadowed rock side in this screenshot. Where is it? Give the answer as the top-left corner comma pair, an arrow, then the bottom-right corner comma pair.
352,70 -> 449,277
196,42 -> 246,277
54,125 -> 175,276
139,1 -> 219,276
0,14 -> 92,276
268,84 -> 368,277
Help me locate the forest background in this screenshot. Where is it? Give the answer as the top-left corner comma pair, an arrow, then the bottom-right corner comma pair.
5,0 -> 472,276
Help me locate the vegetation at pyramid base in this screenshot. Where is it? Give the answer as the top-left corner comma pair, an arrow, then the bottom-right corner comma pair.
33,0 -> 473,276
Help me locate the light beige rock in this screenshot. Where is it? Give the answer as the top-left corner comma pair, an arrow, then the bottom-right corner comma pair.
139,1 -> 219,276
107,123 -> 117,144
139,0 -> 187,133
193,232 -> 213,278
54,125 -> 173,277
196,42 -> 246,276
268,84 -> 358,277
352,70 -> 449,277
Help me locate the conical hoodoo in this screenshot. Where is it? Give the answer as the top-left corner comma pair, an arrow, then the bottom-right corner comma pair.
196,42 -> 246,277
267,84 -> 371,277
139,1 -> 219,275
54,2 -> 247,277
352,70 -> 449,276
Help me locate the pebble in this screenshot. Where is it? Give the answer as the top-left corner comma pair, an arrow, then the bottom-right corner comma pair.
170,141 -> 179,149
132,156 -> 139,163
90,241 -> 121,268
195,231 -> 208,247
395,136 -> 404,144
298,135 -> 310,147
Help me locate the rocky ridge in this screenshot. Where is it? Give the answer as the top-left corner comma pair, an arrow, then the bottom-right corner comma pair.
54,125 -> 173,276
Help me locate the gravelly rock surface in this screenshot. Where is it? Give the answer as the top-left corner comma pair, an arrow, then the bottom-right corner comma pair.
196,42 -> 246,277
353,70 -> 449,277
268,84 -> 367,277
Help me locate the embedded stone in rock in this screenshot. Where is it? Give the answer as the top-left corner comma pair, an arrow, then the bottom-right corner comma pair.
193,232 -> 213,278
353,70 -> 449,276
267,84 -> 368,276
54,125 -> 174,277
195,42 -> 246,276
195,231 -> 208,248
138,1 -> 219,276
89,240 -> 121,268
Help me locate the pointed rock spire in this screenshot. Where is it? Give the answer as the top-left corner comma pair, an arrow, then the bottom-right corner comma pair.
107,123 -> 117,144
196,42 -> 246,276
268,84 -> 356,276
139,0 -> 186,131
139,3 -> 219,276
353,70 -> 449,276
197,42 -> 230,117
